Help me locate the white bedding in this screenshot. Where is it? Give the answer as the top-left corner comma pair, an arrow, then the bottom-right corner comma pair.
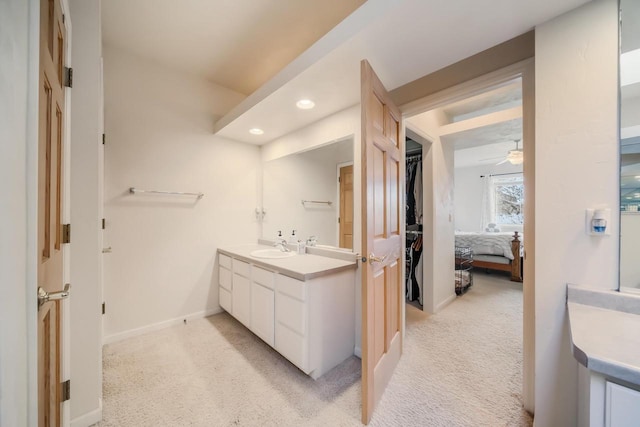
454,232 -> 522,261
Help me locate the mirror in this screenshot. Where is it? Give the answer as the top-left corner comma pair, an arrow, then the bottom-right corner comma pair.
262,138 -> 354,251
620,0 -> 640,290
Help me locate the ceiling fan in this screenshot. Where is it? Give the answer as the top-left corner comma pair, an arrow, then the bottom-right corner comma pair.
496,139 -> 523,165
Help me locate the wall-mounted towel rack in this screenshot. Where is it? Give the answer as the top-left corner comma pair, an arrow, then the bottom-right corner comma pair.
301,200 -> 332,206
129,187 -> 204,199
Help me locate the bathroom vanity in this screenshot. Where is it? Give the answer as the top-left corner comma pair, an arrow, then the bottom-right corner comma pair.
217,243 -> 357,379
567,285 -> 640,427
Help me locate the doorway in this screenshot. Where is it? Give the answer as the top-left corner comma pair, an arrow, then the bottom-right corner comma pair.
399,60 -> 534,414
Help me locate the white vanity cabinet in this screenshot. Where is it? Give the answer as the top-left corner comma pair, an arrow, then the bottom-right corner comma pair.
217,247 -> 356,379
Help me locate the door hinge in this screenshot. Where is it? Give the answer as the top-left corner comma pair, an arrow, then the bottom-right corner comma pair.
102,218 -> 106,229
61,380 -> 70,402
64,67 -> 73,88
62,14 -> 65,24
102,302 -> 106,315
102,133 -> 105,145
338,177 -> 341,183
338,217 -> 341,223
62,224 -> 71,244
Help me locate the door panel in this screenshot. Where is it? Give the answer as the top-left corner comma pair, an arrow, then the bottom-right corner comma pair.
38,0 -> 66,424
361,60 -> 404,424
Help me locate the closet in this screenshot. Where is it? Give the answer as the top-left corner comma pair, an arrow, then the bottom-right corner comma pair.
406,139 -> 423,306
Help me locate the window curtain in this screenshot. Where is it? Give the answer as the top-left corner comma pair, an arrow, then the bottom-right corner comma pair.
480,175 -> 495,231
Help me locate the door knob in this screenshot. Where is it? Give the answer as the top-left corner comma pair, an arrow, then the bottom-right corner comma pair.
369,253 -> 387,264
38,283 -> 70,309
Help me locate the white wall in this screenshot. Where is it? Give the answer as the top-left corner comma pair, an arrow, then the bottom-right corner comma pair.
262,139 -> 353,246
620,213 -> 640,289
454,163 -> 523,232
0,0 -> 37,425
534,1 -> 619,426
68,0 -> 104,424
262,105 -> 360,162
102,45 -> 259,342
407,110 -> 456,314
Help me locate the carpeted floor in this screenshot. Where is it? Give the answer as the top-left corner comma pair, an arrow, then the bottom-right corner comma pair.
99,272 -> 532,426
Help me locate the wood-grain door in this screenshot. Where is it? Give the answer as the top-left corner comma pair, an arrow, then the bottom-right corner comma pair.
38,0 -> 67,425
360,60 -> 404,424
339,164 -> 354,249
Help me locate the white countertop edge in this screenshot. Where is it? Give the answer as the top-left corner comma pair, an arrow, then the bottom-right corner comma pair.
567,301 -> 640,386
218,245 -> 357,281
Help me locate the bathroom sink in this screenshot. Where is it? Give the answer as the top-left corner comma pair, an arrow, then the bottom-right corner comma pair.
250,249 -> 296,259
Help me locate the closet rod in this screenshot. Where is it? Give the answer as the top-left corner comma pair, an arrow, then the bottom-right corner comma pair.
129,187 -> 204,199
479,172 -> 522,178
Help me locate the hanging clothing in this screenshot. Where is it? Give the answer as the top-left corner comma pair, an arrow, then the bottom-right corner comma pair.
414,161 -> 423,224
406,235 -> 422,302
406,161 -> 417,225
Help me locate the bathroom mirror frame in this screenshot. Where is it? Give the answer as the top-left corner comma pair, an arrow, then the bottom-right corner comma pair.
261,136 -> 355,252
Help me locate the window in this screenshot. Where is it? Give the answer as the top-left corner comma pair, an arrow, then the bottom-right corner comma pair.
493,175 -> 524,225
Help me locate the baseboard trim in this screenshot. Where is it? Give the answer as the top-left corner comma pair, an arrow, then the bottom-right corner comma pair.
70,401 -> 102,427
354,346 -> 362,358
435,293 -> 457,313
103,307 -> 223,345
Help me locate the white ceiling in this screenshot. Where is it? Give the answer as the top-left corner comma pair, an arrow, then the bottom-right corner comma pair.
101,0 -> 365,95
102,0 -> 591,146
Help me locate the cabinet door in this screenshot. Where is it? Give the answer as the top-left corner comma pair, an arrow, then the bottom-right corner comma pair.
251,282 -> 274,346
232,273 -> 251,328
606,382 -> 640,427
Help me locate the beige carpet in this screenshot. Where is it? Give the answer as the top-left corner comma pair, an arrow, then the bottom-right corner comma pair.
99,272 -> 532,426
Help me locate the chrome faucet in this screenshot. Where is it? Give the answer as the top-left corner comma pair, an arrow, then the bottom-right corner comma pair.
274,237 -> 290,252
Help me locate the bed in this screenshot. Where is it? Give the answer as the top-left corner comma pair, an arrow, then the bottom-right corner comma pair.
454,231 -> 523,282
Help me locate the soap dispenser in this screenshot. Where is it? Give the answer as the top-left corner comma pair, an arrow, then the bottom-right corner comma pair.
289,230 -> 297,244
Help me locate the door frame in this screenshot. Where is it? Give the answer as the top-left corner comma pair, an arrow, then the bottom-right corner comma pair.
397,58 -> 535,413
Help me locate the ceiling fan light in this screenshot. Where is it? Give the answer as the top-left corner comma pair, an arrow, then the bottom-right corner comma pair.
508,157 -> 524,165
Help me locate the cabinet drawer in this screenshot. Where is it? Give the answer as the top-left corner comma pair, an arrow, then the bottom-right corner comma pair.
252,265 -> 275,289
251,282 -> 274,346
277,274 -> 306,301
219,266 -> 232,291
232,259 -> 250,278
219,253 -> 232,269
276,292 -> 306,335
219,287 -> 231,312
275,322 -> 307,372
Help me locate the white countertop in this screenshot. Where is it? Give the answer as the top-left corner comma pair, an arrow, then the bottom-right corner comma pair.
218,244 -> 358,281
567,286 -> 640,386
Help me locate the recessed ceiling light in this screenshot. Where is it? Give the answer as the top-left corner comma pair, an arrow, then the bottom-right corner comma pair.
635,175 -> 640,180
249,128 -> 264,135
627,197 -> 633,200
296,99 -> 315,110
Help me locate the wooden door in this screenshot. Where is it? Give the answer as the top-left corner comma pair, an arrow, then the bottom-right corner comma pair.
339,164 -> 354,249
38,0 -> 67,425
360,60 -> 404,424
